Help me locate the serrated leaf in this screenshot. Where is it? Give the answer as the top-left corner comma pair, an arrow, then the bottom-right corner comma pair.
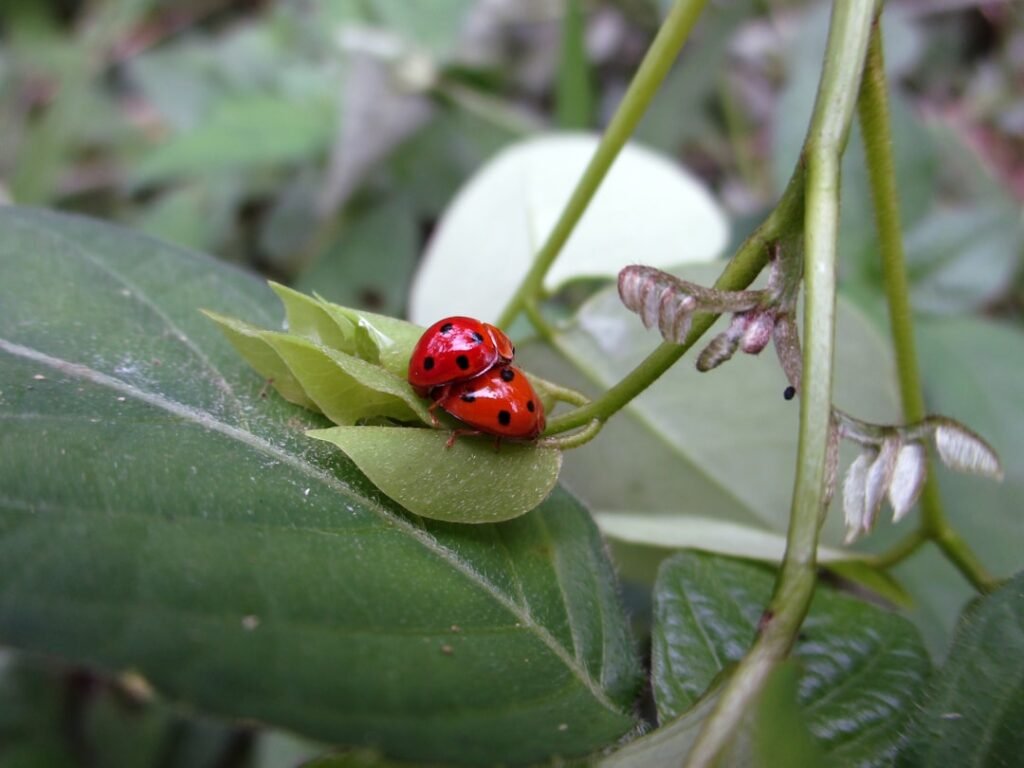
0,206 -> 639,764
261,332 -> 430,426
409,134 -> 729,324
651,553 -> 930,764
308,427 -> 561,523
898,570 -> 1024,767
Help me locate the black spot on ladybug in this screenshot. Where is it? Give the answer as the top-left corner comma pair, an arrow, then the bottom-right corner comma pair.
455,355 -> 470,370
471,331 -> 484,343
527,400 -> 535,412
440,323 -> 453,334
460,393 -> 476,403
498,410 -> 511,426
424,356 -> 435,370
500,368 -> 515,382
784,386 -> 796,401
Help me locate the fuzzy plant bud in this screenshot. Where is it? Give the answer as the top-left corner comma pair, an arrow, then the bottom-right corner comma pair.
887,442 -> 926,523
843,449 -> 875,544
933,420 -> 1004,480
697,315 -> 746,372
618,266 -> 697,344
739,311 -> 776,354
864,436 -> 901,531
772,313 -> 802,391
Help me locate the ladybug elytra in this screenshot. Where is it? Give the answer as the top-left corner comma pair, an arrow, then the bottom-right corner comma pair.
407,316 -> 514,399
434,365 -> 545,446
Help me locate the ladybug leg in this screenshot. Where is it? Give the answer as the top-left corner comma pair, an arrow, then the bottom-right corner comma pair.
428,401 -> 442,428
427,385 -> 450,428
445,429 -> 481,449
492,436 -> 502,452
258,377 -> 275,399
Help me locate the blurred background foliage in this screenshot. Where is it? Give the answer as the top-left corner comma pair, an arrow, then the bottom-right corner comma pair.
1,0 -> 1021,765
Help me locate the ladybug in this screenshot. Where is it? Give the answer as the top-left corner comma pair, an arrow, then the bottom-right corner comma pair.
436,365 -> 545,447
407,316 -> 515,398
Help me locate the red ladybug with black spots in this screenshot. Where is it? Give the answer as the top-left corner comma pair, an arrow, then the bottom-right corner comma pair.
407,316 -> 515,399
435,365 -> 545,446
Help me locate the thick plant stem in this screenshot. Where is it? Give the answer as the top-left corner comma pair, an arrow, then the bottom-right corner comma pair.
544,169 -> 806,434
857,25 -> 996,592
495,0 -> 709,329
685,1 -> 879,765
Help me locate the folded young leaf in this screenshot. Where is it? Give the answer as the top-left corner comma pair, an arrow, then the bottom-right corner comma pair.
318,301 -> 425,378
201,310 -> 320,411
308,427 -> 562,523
262,332 -> 431,426
269,282 -> 358,351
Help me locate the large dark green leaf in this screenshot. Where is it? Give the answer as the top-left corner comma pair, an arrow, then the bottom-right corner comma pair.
0,207 -> 639,765
651,553 -> 930,766
898,570 -> 1024,767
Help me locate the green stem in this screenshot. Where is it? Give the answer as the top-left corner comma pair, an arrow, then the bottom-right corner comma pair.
856,23 -> 996,593
685,2 -> 879,765
544,166 -> 806,435
541,419 -> 603,450
495,0 -> 710,329
874,527 -> 927,568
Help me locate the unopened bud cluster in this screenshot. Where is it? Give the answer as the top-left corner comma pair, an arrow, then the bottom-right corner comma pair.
838,415 -> 1003,543
618,249 -> 802,383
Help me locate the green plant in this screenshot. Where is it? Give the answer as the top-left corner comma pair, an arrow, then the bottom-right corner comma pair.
1,0 -> 1021,766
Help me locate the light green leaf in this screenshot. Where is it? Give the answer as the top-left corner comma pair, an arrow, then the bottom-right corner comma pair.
319,303 -> 425,378
0,206 -> 639,764
898,570 -> 1024,767
594,512 -> 867,564
307,427 -> 562,523
261,333 -> 430,426
651,553 -> 930,764
269,281 -> 358,351
201,310 -> 319,411
409,134 -> 729,324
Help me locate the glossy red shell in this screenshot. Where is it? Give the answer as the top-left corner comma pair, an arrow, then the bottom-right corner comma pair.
435,365 -> 545,441
407,316 -> 514,397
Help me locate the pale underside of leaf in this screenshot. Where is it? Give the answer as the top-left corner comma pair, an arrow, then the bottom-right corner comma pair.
308,426 -> 562,523
594,512 -> 865,564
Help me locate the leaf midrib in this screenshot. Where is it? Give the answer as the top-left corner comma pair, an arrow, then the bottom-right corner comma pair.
0,335 -> 625,717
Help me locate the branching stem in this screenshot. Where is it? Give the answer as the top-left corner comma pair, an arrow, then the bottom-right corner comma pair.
496,0 -> 710,329
684,2 -> 880,764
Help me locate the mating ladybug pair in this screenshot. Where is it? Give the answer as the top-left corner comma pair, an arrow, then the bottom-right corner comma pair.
407,317 -> 546,444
